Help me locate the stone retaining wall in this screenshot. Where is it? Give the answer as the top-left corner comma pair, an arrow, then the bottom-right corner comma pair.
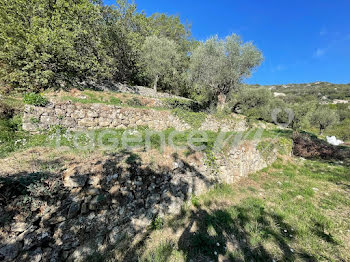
0,139 -> 286,261
22,102 -> 247,132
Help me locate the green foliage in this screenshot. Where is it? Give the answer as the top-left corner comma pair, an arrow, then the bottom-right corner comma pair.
328,119 -> 350,141
257,140 -> 276,161
30,117 -> 40,124
189,34 -> 263,104
289,102 -> 316,131
0,0 -> 110,91
126,97 -> 142,107
63,92 -> 122,106
23,93 -> 48,106
229,88 -> 273,121
0,114 -> 49,157
109,97 -> 122,105
164,97 -> 200,111
310,106 -> 339,134
139,35 -> 182,92
0,0 -> 194,93
150,216 -> 164,230
141,241 -> 183,262
172,108 -> 207,129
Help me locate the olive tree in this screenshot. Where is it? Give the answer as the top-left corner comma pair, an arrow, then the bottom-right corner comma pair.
310,107 -> 339,134
287,102 -> 317,132
139,35 -> 181,92
189,34 -> 263,106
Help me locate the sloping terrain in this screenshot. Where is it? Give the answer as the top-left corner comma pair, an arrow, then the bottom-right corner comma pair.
0,88 -> 349,261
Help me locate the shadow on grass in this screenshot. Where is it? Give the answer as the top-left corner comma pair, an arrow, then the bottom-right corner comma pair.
168,198 -> 317,262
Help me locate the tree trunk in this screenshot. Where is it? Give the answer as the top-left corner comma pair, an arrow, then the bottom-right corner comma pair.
217,93 -> 227,110
320,125 -> 324,135
153,75 -> 159,93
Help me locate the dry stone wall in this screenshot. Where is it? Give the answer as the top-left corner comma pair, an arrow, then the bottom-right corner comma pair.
23,102 -> 191,132
22,102 -> 247,132
0,139 -> 286,261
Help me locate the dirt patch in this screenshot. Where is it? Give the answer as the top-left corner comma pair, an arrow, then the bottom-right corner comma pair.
293,133 -> 350,165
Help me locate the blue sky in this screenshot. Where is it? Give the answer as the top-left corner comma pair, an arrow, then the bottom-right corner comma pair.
104,0 -> 350,85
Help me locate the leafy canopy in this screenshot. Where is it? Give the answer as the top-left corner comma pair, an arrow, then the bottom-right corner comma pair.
189,34 -> 263,102
139,35 -> 182,91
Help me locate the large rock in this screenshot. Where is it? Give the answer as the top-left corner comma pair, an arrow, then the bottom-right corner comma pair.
63,167 -> 88,188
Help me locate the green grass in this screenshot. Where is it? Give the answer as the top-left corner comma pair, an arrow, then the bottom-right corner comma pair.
140,241 -> 185,262
0,121 -> 293,159
171,108 -> 208,129
140,158 -> 350,261
62,91 -> 122,106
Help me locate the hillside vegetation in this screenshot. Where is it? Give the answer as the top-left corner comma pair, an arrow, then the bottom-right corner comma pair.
0,0 -> 350,261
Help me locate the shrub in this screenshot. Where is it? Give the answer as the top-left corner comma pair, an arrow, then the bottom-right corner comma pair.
23,93 -> 48,107
310,107 -> 339,134
126,97 -> 143,107
0,101 -> 14,119
164,98 -> 200,111
229,88 -> 274,122
150,216 -> 164,230
328,119 -> 350,142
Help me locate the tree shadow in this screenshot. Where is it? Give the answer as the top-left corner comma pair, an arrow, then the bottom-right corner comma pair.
168,200 -> 318,262
0,149 -> 214,261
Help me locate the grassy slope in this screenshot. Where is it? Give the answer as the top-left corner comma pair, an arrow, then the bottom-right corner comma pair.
133,158 -> 350,262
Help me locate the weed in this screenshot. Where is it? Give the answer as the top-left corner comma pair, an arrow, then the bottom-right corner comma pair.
23,93 -> 48,106
150,216 -> 164,230
172,108 -> 207,129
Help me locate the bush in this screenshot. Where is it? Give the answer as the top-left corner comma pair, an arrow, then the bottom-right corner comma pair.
126,97 -> 143,107
328,119 -> 350,142
0,102 -> 14,119
229,88 -> 274,122
164,98 -> 200,111
23,93 -> 49,106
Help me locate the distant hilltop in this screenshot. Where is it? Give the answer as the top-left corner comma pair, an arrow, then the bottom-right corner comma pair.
247,81 -> 350,89
245,82 -> 350,104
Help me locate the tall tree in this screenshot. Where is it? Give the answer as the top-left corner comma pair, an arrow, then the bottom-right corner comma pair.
189,34 -> 263,107
0,0 -> 110,91
139,35 -> 181,92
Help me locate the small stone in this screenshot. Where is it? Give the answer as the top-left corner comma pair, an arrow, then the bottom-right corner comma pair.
68,202 -> 81,219
11,222 -> 28,232
86,188 -> 99,196
296,195 -> 304,200
106,173 -> 119,183
81,203 -> 89,214
30,247 -> 42,262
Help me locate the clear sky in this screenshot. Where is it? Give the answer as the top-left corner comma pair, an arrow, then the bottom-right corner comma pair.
104,0 -> 350,85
